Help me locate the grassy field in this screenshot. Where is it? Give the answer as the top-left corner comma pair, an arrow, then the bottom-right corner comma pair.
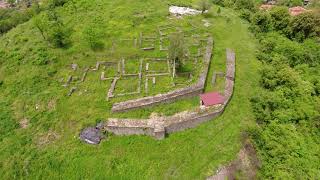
0,0 -> 261,179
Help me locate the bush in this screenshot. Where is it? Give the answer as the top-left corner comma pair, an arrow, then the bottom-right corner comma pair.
82,25 -> 105,50
276,0 -> 302,7
168,32 -> 185,72
290,12 -> 320,42
250,11 -> 273,33
269,7 -> 291,35
33,10 -> 71,48
197,0 -> 211,14
234,0 -> 256,11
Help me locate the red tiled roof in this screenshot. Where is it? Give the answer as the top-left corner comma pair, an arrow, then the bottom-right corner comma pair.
0,1 -> 9,9
289,6 -> 307,16
200,92 -> 224,106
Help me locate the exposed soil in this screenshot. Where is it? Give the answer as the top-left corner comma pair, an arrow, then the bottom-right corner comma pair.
19,118 -> 29,129
36,130 -> 60,147
207,136 -> 260,180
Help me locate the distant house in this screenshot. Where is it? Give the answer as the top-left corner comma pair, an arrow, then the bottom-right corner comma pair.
304,0 -> 310,6
0,1 -> 9,8
289,6 -> 308,16
200,92 -> 224,107
259,4 -> 274,11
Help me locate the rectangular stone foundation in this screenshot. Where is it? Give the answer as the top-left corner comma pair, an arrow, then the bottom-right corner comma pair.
111,37 -> 214,112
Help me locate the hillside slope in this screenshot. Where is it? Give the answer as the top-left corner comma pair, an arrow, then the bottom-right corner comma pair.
0,0 -> 260,179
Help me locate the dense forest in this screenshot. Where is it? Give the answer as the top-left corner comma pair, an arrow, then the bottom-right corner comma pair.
214,0 -> 320,178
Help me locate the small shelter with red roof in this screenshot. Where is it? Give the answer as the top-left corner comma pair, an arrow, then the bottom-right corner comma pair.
200,92 -> 225,107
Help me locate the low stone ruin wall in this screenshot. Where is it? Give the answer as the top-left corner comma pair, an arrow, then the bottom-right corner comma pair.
105,106 -> 225,140
111,37 -> 214,112
225,49 -> 236,105
104,49 -> 236,139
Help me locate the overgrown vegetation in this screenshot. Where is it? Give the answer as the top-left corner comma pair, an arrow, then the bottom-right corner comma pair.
168,32 -> 185,73
0,0 -> 70,35
213,0 -> 320,178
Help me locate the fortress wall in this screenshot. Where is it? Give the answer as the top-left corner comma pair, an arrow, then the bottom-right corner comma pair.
104,48 -> 235,140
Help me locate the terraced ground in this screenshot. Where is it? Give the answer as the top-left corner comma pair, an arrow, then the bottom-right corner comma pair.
0,0 -> 261,179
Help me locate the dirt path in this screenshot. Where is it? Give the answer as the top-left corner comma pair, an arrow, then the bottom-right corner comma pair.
207,139 -> 260,180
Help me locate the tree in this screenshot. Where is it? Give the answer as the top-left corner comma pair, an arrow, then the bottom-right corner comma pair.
198,0 -> 211,14
290,12 -> 320,42
234,0 -> 256,11
33,14 -> 48,40
168,32 -> 185,75
251,11 -> 273,33
82,25 -> 105,50
33,10 -> 71,47
217,7 -> 221,15
277,0 -> 302,7
269,7 -> 291,35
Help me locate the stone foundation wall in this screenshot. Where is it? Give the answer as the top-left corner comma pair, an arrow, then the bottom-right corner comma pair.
111,37 -> 214,112
164,107 -> 224,134
104,48 -> 236,139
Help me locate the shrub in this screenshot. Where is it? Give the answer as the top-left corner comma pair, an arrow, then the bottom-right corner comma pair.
290,12 -> 320,42
82,25 -> 105,50
33,10 -> 71,48
251,11 -> 273,33
197,0 -> 211,14
168,32 -> 185,73
269,7 -> 291,35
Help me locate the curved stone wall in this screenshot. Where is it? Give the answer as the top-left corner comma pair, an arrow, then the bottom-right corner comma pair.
104,49 -> 236,139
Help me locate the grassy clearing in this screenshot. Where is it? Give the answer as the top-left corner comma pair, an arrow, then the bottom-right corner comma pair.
0,0 -> 260,179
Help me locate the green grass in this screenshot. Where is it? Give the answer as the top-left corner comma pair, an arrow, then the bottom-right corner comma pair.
0,0 -> 261,179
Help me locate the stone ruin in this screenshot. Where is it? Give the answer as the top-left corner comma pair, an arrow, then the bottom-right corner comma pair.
79,123 -> 105,144
62,26 -> 208,102
111,37 -> 213,112
102,49 -> 236,140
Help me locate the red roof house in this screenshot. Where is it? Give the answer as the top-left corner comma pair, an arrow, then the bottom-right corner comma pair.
289,6 -> 307,16
200,92 -> 225,107
0,1 -> 9,9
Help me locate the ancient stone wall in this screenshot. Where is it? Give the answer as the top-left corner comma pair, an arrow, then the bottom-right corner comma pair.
224,49 -> 236,105
103,49 -> 236,139
111,37 -> 214,112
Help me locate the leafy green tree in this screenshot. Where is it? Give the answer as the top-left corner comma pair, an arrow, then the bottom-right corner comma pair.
250,122 -> 320,179
234,0 -> 256,11
33,10 -> 71,47
217,7 -> 221,15
47,0 -> 68,9
277,0 -> 302,7
168,32 -> 185,73
251,11 -> 273,33
82,25 -> 105,50
258,33 -> 320,66
269,7 -> 291,35
290,12 -> 320,42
